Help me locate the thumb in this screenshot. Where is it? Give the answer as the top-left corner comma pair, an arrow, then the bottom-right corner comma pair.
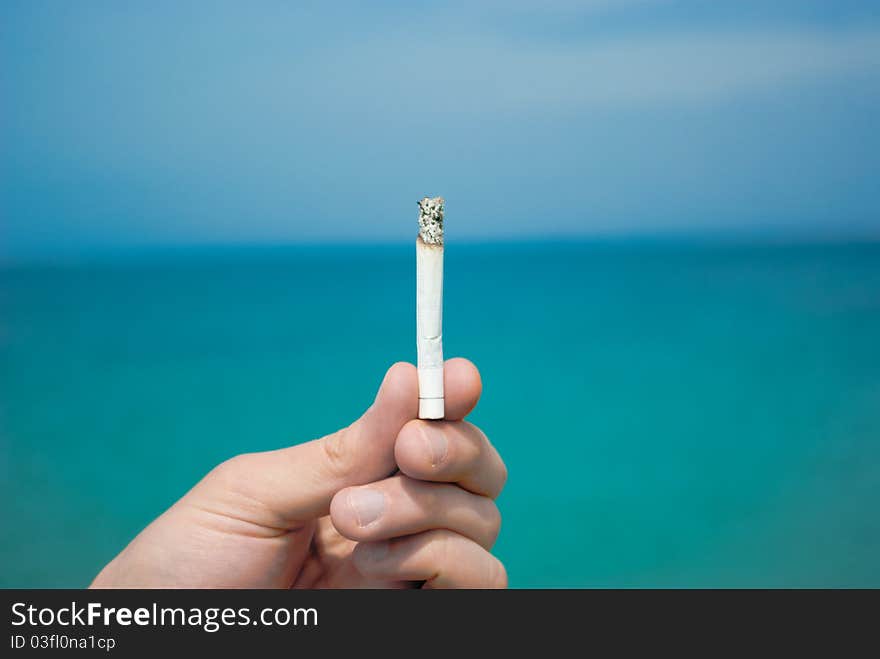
192,358 -> 482,528
197,362 -> 418,526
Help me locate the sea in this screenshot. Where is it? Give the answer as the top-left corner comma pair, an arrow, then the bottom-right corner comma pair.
2,240 -> 879,587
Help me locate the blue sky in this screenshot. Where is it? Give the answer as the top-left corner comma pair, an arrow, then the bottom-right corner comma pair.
2,1 -> 879,259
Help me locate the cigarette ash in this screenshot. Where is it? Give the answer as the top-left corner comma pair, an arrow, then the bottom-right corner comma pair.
417,197 -> 444,245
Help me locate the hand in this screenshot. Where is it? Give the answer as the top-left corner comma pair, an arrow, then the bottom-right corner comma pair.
90,359 -> 508,588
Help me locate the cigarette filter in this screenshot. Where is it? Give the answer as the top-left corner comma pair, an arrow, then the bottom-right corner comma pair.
417,196 -> 444,420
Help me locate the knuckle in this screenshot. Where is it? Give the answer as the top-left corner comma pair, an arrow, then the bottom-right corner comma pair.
498,460 -> 509,492
485,499 -> 502,540
490,557 -> 508,589
469,422 -> 508,495
209,453 -> 254,485
466,423 -> 490,462
200,452 -> 283,525
321,427 -> 355,479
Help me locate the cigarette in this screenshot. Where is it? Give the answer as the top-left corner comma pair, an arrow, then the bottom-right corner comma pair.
416,196 -> 445,420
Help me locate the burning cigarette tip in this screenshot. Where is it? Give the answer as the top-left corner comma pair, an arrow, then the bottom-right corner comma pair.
417,197 -> 444,245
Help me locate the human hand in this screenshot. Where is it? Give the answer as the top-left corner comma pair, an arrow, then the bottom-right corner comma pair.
90,359 -> 507,588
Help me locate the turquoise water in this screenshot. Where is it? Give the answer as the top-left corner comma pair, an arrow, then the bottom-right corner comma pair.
2,241 -> 879,588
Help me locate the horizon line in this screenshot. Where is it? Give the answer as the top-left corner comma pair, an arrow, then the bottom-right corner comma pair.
3,229 -> 880,268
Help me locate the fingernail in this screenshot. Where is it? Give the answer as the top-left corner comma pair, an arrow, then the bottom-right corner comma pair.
347,489 -> 385,527
420,424 -> 448,467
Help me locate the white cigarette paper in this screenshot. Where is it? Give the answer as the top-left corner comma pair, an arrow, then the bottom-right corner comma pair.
416,196 -> 445,420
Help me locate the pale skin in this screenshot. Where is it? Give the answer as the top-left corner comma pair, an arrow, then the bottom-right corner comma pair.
91,358 -> 507,588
